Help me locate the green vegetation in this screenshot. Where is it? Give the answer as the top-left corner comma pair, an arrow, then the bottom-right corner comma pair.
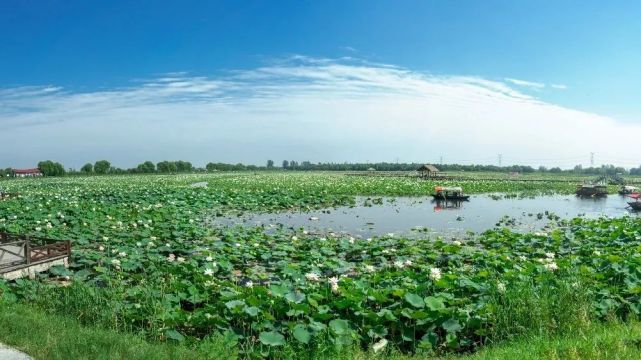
0,172 -> 640,358
37,160 -> 65,177
0,302 -> 231,360
2,300 -> 641,360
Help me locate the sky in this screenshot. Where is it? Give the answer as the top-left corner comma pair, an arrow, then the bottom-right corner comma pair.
1,0 -> 641,169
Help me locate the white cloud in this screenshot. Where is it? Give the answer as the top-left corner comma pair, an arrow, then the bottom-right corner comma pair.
504,78 -> 546,89
551,84 -> 568,90
0,57 -> 637,168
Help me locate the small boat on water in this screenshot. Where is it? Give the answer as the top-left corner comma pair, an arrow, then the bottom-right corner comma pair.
576,184 -> 608,197
431,186 -> 470,201
619,185 -> 638,195
628,193 -> 641,211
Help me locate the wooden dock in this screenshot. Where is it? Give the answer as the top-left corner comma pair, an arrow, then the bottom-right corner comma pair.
0,232 -> 71,280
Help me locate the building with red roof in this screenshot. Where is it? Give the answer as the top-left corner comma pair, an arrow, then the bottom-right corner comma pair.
12,168 -> 43,177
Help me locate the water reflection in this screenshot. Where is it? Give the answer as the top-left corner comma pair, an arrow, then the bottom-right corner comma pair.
432,199 -> 464,212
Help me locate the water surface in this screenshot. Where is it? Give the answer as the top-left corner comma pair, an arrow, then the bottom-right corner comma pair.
213,194 -> 638,237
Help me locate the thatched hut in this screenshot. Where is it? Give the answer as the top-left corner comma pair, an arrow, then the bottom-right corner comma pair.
417,164 -> 440,178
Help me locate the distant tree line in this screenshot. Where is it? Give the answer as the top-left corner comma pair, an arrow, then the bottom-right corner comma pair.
1,159 -> 641,178
78,160 -> 196,175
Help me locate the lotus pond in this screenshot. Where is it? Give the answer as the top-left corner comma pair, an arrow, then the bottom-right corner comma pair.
0,173 -> 640,357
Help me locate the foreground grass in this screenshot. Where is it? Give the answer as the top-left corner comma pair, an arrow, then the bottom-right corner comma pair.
2,302 -> 641,360
0,303 -> 233,360
458,321 -> 641,360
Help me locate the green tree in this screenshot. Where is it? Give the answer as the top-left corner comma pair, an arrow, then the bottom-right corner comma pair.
94,160 -> 111,174
267,160 -> 274,168
282,160 -> 289,169
157,161 -> 178,173
136,161 -> 156,173
175,161 -> 193,172
80,163 -> 93,173
38,160 -> 66,176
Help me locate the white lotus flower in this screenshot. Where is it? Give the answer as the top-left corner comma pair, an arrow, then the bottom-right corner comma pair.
305,272 -> 321,282
372,338 -> 388,353
328,276 -> 339,293
497,282 -> 506,293
204,268 -> 214,276
429,267 -> 442,281
544,262 -> 558,271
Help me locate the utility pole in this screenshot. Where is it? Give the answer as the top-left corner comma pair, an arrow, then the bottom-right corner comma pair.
590,152 -> 595,167
498,154 -> 503,167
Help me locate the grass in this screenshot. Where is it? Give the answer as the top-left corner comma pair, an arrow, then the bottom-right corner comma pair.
0,302 -> 235,360
458,321 -> 641,360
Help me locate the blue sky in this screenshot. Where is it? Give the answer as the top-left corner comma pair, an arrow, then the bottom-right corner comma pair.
1,1 -> 641,168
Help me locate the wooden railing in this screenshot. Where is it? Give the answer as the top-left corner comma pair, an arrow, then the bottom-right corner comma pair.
30,241 -> 71,262
0,232 -> 71,272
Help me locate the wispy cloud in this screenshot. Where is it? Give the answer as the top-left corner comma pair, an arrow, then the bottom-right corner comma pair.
551,83 -> 568,90
504,78 -> 546,89
0,57 -> 636,168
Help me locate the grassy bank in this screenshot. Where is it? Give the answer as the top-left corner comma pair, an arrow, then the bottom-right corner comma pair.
1,302 -> 640,360
0,302 -> 233,360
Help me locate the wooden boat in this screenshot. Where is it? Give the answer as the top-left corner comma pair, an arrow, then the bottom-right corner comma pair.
628,193 -> 641,211
431,186 -> 470,201
619,185 -> 638,195
576,184 -> 608,197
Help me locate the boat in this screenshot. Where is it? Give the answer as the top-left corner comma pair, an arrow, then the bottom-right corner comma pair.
431,186 -> 470,201
619,185 -> 638,195
576,184 -> 608,197
628,193 -> 641,211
